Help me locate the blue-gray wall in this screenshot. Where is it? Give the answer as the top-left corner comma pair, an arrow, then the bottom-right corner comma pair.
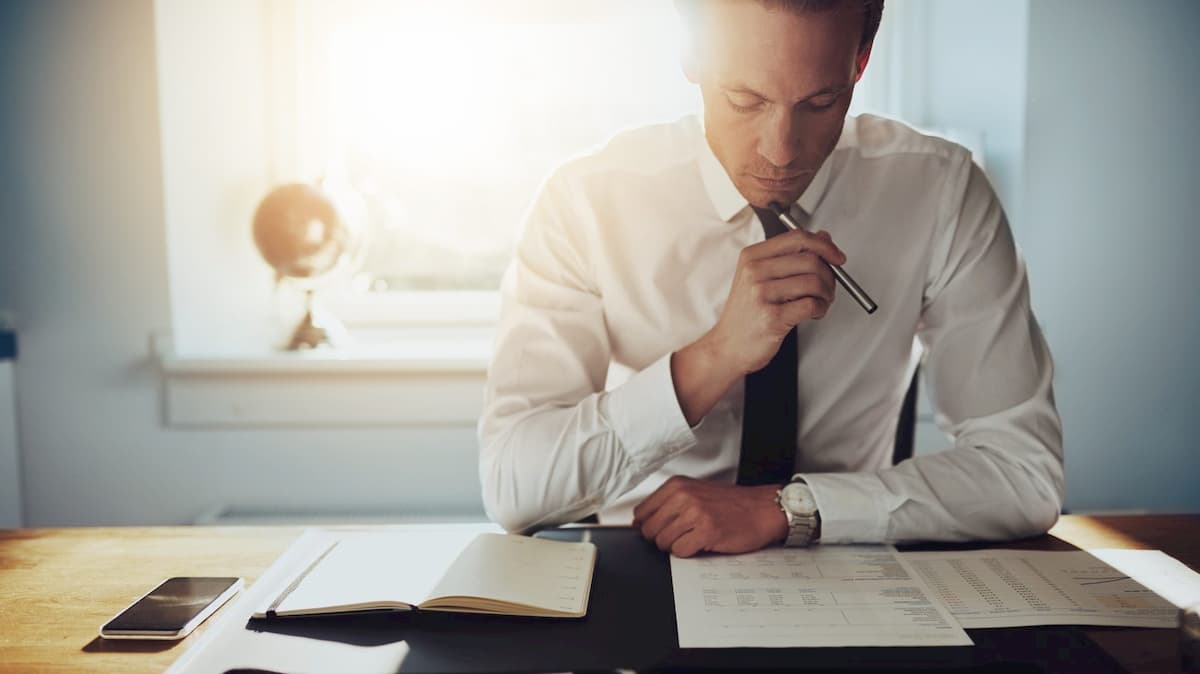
1022,0 -> 1200,512
893,0 -> 1030,236
909,0 -> 1200,513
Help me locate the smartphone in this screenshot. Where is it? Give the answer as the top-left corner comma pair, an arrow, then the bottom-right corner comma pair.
100,576 -> 243,640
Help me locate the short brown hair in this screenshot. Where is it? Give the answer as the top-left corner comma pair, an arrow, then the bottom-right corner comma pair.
677,0 -> 885,53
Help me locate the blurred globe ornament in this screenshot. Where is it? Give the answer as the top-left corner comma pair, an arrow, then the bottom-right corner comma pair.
252,181 -> 364,350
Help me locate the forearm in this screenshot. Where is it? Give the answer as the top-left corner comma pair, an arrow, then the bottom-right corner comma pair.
881,440 -> 1063,543
670,335 -> 743,426
480,354 -> 699,533
801,396 -> 1064,544
802,442 -> 1062,544
479,399 -> 637,533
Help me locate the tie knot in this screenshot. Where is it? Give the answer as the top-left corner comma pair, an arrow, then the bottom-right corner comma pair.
752,206 -> 790,239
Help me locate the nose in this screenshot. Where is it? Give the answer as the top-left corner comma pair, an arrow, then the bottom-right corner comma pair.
757,107 -> 801,168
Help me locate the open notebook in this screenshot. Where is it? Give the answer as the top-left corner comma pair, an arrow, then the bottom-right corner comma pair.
253,530 -> 596,620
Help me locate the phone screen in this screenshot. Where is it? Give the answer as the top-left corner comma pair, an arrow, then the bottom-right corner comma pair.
103,577 -> 241,632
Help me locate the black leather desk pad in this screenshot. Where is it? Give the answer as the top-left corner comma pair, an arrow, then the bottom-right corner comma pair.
236,527 -> 1127,674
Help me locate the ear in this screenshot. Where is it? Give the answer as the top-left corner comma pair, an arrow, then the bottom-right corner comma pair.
853,42 -> 873,83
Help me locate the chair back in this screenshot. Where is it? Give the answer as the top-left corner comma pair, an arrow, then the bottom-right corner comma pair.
893,366 -> 920,465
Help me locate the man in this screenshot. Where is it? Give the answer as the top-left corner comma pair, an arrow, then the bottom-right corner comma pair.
478,0 -> 1063,557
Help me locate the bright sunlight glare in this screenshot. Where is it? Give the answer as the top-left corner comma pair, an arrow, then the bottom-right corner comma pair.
320,1 -> 699,291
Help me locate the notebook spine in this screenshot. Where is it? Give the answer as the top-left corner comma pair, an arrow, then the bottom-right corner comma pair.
264,540 -> 341,617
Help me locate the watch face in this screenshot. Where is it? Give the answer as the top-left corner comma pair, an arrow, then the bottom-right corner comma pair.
784,483 -> 817,515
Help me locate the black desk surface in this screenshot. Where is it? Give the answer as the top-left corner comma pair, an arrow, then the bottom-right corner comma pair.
225,527 -> 1127,674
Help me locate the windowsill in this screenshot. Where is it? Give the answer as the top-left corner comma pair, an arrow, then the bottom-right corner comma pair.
157,339 -> 491,375
323,290 -> 500,331
154,332 -> 490,428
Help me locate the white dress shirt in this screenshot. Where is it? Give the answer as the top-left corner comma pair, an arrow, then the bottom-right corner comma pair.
478,113 -> 1064,543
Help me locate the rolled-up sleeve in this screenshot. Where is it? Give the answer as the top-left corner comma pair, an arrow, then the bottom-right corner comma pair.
799,155 -> 1064,544
478,172 -> 698,534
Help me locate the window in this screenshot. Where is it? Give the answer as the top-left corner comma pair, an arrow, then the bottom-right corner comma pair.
266,1 -> 697,321
270,0 -> 900,324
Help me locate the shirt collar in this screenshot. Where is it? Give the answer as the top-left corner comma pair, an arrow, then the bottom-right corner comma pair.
697,119 -> 834,222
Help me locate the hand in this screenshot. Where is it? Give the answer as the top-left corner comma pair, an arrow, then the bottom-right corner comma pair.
631,476 -> 788,558
669,229 -> 845,425
709,228 -> 845,376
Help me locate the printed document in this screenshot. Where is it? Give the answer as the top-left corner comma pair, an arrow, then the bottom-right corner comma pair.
904,548 -> 1200,628
670,545 -> 973,648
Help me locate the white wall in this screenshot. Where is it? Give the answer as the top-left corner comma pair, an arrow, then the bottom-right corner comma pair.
0,0 -> 485,526
1022,0 -> 1200,512
155,0 -> 280,356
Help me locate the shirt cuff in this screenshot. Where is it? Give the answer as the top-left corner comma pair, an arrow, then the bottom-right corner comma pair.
794,472 -> 902,544
601,352 -> 698,469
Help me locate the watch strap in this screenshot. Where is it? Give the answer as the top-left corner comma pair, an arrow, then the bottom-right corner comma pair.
778,482 -> 820,547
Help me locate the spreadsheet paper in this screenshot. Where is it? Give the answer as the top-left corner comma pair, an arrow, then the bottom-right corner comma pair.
903,548 -> 1200,629
670,545 -> 973,648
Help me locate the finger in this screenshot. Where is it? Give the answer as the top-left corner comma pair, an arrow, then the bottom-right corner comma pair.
632,481 -> 668,524
819,267 -> 837,317
759,274 -> 833,305
633,476 -> 687,523
811,230 -> 846,262
812,230 -> 848,272
670,530 -> 709,558
801,263 -> 836,306
778,296 -> 830,325
764,229 -> 846,265
748,229 -> 846,266
640,492 -> 687,541
813,296 -> 830,320
654,512 -> 697,552
746,251 -> 825,282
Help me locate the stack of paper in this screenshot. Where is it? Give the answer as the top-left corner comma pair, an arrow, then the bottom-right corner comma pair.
670,545 -> 1200,648
905,548 -> 1200,629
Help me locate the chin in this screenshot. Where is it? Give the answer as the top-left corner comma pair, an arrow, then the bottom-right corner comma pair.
739,183 -> 804,211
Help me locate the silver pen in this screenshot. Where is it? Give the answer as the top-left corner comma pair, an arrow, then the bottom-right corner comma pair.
770,202 -> 878,315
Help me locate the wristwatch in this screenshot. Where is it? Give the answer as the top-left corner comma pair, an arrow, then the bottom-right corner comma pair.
777,481 -> 821,547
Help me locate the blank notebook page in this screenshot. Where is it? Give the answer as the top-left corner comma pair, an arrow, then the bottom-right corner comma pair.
276,530 -> 479,613
427,533 -> 595,615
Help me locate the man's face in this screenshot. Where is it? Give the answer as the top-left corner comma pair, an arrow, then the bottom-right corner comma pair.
686,2 -> 869,209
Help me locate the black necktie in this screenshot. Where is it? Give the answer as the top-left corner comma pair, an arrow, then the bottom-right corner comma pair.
737,207 -> 799,486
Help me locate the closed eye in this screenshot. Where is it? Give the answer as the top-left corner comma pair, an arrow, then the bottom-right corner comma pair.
804,95 -> 840,111
725,92 -> 765,113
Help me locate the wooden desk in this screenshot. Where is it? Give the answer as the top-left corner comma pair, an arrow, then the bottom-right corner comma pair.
0,515 -> 1196,673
